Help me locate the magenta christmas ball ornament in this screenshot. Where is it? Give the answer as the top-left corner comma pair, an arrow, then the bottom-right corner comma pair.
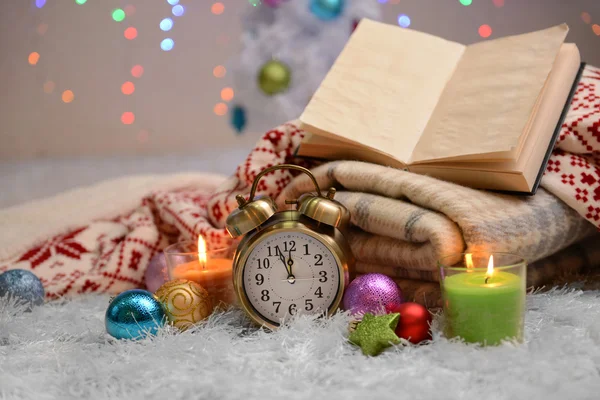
144,252 -> 169,293
342,273 -> 403,316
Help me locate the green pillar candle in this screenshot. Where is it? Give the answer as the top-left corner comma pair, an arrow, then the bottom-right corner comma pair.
442,270 -> 525,345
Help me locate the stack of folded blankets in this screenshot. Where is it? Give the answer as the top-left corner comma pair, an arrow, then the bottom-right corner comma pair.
1,67 -> 599,303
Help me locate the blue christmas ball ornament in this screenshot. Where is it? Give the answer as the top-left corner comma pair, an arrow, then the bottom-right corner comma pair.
230,105 -> 247,133
0,269 -> 45,308
105,289 -> 166,340
309,0 -> 345,21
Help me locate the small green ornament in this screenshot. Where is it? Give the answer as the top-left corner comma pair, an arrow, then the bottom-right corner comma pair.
257,60 -> 291,96
348,313 -> 401,356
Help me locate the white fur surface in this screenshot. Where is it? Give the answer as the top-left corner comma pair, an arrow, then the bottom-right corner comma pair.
1,289 -> 600,400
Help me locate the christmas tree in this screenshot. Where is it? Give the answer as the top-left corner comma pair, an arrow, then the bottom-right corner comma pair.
228,0 -> 382,134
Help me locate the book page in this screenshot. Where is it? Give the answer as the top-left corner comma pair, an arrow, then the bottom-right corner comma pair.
411,24 -> 569,163
299,19 -> 465,165
410,44 -> 581,193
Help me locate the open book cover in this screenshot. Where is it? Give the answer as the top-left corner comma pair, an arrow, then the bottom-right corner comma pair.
296,19 -> 584,195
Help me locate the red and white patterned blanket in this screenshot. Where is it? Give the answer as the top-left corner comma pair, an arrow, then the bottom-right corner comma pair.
1,65 -> 599,299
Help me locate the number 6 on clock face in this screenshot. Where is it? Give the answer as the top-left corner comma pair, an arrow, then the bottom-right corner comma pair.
241,230 -> 341,327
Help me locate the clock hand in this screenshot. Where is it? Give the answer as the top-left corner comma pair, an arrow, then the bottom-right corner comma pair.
287,248 -> 294,280
279,277 -> 316,282
276,246 -> 294,282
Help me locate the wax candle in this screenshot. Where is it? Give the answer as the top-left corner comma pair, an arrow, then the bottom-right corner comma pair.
171,258 -> 235,306
440,253 -> 526,345
165,237 -> 236,307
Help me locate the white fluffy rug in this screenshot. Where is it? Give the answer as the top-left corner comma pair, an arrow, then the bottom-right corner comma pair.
2,289 -> 600,400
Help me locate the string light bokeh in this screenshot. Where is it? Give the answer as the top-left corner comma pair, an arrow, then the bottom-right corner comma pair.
28,52 -> 40,66
212,2 -> 231,116
479,24 -> 493,38
27,0 -> 600,118
213,65 -> 226,78
112,9 -> 126,22
124,27 -> 138,40
160,18 -> 174,31
124,5 -> 136,16
160,0 -> 187,52
121,112 -> 135,125
17,0 -> 600,157
212,3 -> 225,15
31,1 -> 147,131
397,14 -> 411,28
131,65 -> 144,78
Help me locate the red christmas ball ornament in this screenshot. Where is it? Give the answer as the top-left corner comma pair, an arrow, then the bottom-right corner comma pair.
386,302 -> 432,344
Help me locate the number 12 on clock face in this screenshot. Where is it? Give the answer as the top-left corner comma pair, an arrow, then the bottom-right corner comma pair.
241,231 -> 341,326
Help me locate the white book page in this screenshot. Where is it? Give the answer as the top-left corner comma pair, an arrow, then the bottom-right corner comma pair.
411,24 -> 568,163
299,19 -> 465,164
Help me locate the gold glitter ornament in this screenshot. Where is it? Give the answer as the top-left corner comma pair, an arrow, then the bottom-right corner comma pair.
155,279 -> 214,331
257,60 -> 291,96
348,312 -> 400,356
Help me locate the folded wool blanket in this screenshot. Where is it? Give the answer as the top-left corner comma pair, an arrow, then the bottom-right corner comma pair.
388,233 -> 600,308
1,65 -> 599,299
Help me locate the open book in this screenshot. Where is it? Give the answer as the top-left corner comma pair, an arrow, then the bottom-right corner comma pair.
297,20 -> 583,194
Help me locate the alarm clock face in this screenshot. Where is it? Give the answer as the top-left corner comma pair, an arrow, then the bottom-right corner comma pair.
241,230 -> 341,326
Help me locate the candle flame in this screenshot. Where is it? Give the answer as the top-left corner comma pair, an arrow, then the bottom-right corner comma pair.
197,236 -> 207,267
465,253 -> 474,269
487,255 -> 494,276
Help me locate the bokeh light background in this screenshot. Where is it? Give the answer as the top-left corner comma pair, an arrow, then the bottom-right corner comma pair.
1,0 -> 599,159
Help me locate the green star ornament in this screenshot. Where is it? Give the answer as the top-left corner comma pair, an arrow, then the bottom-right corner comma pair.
349,313 -> 401,356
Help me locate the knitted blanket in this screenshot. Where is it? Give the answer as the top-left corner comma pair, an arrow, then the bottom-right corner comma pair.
1,65 -> 599,299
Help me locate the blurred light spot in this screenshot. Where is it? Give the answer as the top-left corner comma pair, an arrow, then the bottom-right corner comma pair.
62,90 -> 74,103
121,81 -> 135,95
459,0 -> 472,5
213,65 -> 226,78
172,5 -> 185,16
37,23 -> 48,35
581,12 -> 592,24
214,103 -> 228,116
593,24 -> 600,36
249,0 -> 261,6
131,65 -> 144,78
216,34 -> 230,45
75,0 -> 87,4
43,81 -> 55,94
397,14 -> 411,28
160,18 -> 173,31
212,2 -> 225,15
377,0 -> 387,3
221,87 -> 234,101
36,0 -> 46,8
28,52 -> 40,65
167,0 -> 179,5
161,38 -> 174,51
124,27 -> 138,40
121,112 -> 135,124
493,0 -> 504,7
124,5 -> 136,16
112,9 -> 126,22
137,129 -> 149,143
479,24 -> 492,38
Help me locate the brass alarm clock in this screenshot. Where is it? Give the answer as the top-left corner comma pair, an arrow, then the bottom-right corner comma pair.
226,164 -> 355,330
